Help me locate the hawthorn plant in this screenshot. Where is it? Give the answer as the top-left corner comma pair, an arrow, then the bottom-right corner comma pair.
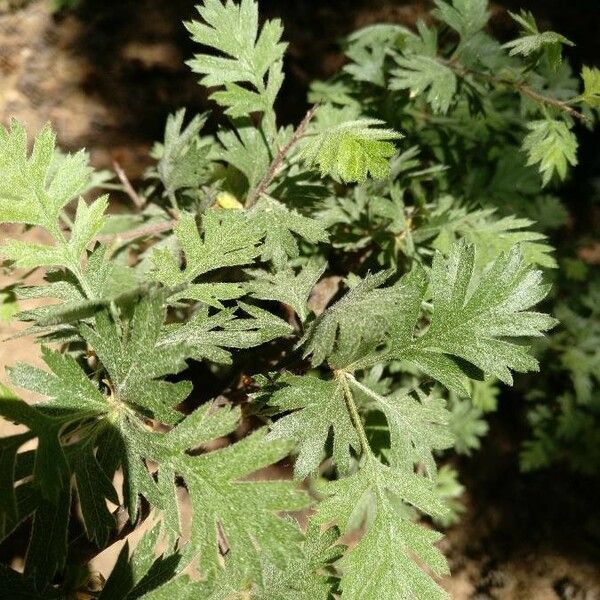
0,0 -> 598,598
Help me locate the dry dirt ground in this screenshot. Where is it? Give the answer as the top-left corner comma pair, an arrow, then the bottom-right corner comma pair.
1,2 -> 600,598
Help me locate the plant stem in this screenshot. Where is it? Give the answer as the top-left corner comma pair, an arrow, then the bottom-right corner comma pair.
443,57 -> 588,122
113,160 -> 145,210
167,191 -> 180,213
335,369 -> 372,457
346,372 -> 419,408
76,271 -> 95,299
345,373 -> 381,404
246,103 -> 319,209
514,82 -> 586,121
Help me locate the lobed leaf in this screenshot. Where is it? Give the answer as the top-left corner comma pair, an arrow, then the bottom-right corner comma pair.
391,55 -> 457,114
186,0 -> 286,117
300,114 -> 401,183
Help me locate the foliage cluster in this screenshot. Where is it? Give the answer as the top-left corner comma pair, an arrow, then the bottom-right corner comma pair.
0,0 -> 598,597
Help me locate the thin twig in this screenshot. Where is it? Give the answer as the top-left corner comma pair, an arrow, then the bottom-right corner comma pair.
112,160 -> 145,209
97,106 -> 320,242
443,58 -> 588,122
166,190 -> 180,213
514,82 -> 587,122
246,103 -> 319,209
95,218 -> 177,244
335,370 -> 372,457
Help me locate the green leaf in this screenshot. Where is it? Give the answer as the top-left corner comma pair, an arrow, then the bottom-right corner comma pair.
391,55 -> 457,114
522,119 -> 578,186
3,342 -> 305,581
308,80 -> 360,109
99,523 -> 187,600
0,5 -> 577,596
142,557 -> 251,600
344,43 -> 388,87
505,31 -> 573,67
154,109 -> 211,199
216,121 -> 282,191
503,10 -> 574,70
0,379 -> 75,586
12,248 -> 139,333
2,194 -> 108,273
0,241 -> 65,271
301,269 -> 432,370
2,343 -> 158,546
350,377 -> 454,476
581,66 -> 600,108
137,579 -> 201,600
457,32 -> 507,71
393,242 -> 557,388
1,203 -> 108,274
248,197 -> 328,270
470,377 -> 500,412
305,242 -> 556,394
0,434 -> 30,539
448,399 -> 488,455
254,524 -> 343,599
186,0 -> 286,118
152,210 -> 264,288
24,487 -> 71,587
340,504 -> 448,599
428,207 -> 556,268
313,455 -> 449,599
433,465 -> 466,527
0,120 -> 110,290
0,372 -> 76,503
80,292 -> 192,425
71,441 -> 118,546
245,259 -> 326,322
2,355 -> 120,561
72,195 -> 110,253
266,373 -> 360,478
159,302 -> 293,365
136,528 -> 338,600
343,27 -> 405,87
432,0 -> 489,40
300,113 -> 401,183
0,120 -> 91,231
0,288 -> 18,322
167,282 -> 246,308
301,269 -> 402,369
156,412 -> 308,576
